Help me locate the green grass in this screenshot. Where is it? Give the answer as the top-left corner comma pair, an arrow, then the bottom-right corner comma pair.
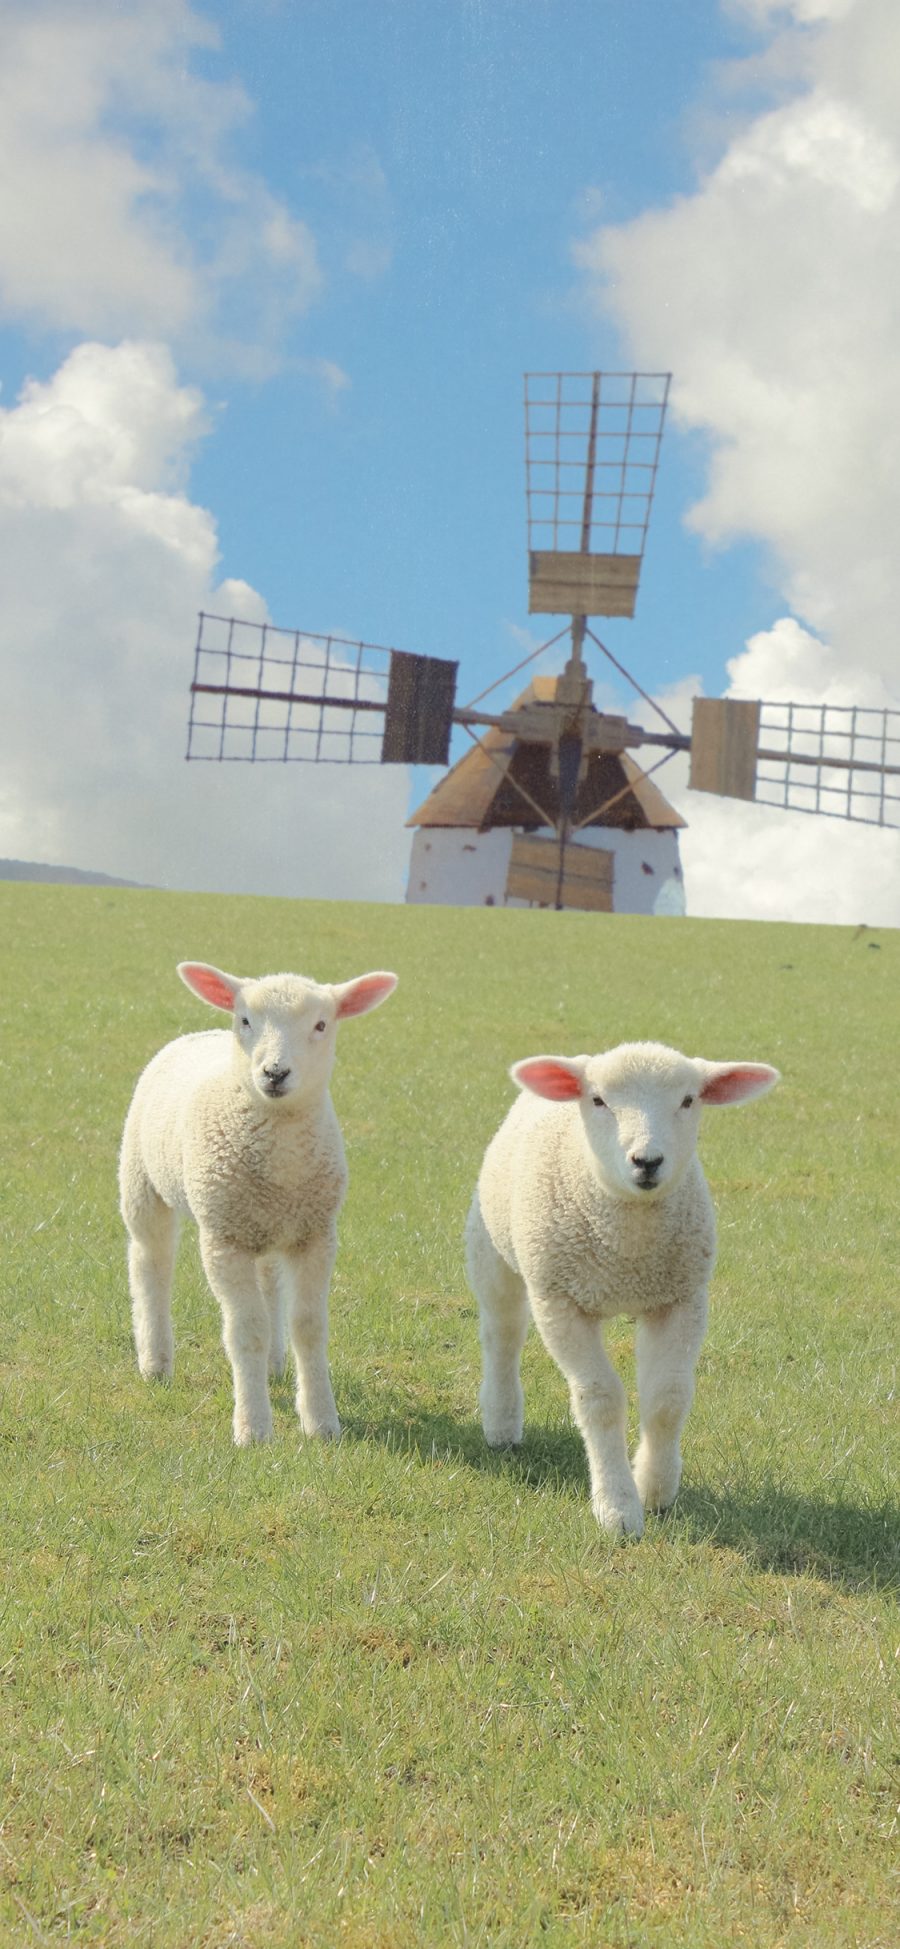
0,884 -> 897,1947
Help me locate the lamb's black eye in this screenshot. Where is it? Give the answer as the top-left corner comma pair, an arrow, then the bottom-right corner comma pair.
681,1094 -> 695,1109
592,1095 -> 606,1108
240,1015 -> 250,1029
314,1018 -> 327,1033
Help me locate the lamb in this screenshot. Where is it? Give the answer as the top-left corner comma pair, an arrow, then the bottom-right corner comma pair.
466,1040 -> 779,1536
119,959 -> 397,1445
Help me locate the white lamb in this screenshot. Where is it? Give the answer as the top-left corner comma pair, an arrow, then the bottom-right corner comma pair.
119,959 -> 397,1445
466,1041 -> 779,1536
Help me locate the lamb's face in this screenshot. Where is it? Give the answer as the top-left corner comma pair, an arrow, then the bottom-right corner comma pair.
176,961 -> 398,1109
577,1045 -> 705,1199
233,976 -> 339,1108
512,1041 -> 780,1203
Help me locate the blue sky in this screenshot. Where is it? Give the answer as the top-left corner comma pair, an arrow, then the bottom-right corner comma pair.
185,0 -> 775,704
0,0 -> 897,923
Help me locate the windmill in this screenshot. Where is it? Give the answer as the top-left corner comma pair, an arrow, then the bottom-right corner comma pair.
187,370 -> 900,913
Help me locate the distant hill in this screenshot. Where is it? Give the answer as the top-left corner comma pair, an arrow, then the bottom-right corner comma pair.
0,859 -> 145,889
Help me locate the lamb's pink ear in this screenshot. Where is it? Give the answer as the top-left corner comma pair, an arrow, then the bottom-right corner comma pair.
511,1056 -> 586,1102
333,971 -> 399,1020
700,1062 -> 780,1106
177,962 -> 242,1012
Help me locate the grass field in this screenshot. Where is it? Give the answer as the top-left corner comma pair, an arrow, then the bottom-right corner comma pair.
1,883 -> 897,1947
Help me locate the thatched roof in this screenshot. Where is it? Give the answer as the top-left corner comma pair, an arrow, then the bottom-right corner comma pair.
408,677 -> 686,833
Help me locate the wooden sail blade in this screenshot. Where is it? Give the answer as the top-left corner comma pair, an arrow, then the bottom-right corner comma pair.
690,699 -> 761,800
528,550 -> 641,617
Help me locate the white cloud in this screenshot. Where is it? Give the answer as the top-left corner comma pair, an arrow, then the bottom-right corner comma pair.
0,9 -> 408,899
0,0 -> 322,367
0,340 -> 209,509
0,341 -> 411,899
578,0 -> 900,926
728,2 -> 856,23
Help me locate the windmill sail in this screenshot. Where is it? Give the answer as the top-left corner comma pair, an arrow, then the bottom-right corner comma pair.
524,370 -> 670,618
690,696 -> 900,829
187,612 -> 457,767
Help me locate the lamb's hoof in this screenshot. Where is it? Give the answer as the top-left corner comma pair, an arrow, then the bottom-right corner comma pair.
593,1492 -> 645,1539
233,1416 -> 274,1447
643,1489 -> 679,1516
632,1447 -> 682,1514
299,1416 -> 341,1441
139,1360 -> 173,1383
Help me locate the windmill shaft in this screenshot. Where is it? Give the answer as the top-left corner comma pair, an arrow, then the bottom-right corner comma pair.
566,373 -> 603,683
190,680 -> 385,715
632,728 -> 691,753
633,723 -> 899,780
755,744 -> 900,778
453,704 -> 641,753
555,825 -> 567,911
580,373 -> 602,554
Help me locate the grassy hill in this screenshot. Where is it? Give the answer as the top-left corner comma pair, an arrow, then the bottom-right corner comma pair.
0,858 -> 143,887
1,884 -> 896,1947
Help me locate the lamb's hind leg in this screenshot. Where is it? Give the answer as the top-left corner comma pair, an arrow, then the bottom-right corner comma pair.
632,1292 -> 709,1513
123,1178 -> 180,1381
466,1195 -> 529,1447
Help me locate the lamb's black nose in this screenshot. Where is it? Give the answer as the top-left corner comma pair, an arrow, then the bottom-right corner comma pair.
263,1064 -> 290,1089
632,1152 -> 664,1184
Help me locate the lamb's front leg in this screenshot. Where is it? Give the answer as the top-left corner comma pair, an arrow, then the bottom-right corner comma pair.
632,1290 -> 709,1514
531,1292 -> 643,1537
283,1227 -> 340,1440
257,1257 -> 288,1377
200,1234 -> 273,1445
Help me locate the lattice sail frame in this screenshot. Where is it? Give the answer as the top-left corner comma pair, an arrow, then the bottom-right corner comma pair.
525,370 -> 670,554
755,699 -> 900,829
187,613 -> 391,764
